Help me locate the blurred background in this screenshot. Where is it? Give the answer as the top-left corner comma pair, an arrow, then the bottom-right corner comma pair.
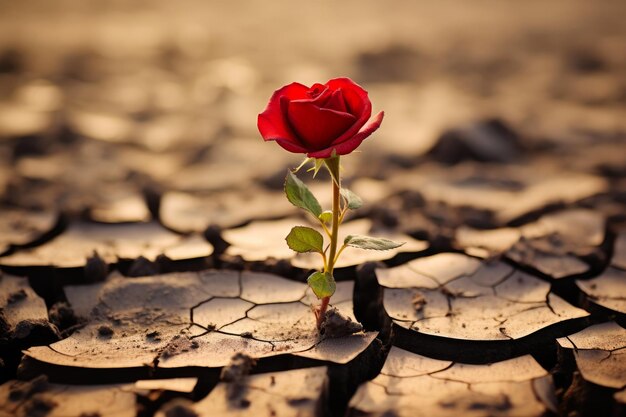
0,0 -> 624,226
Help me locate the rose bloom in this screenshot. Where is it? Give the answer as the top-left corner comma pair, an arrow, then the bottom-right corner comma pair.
258,78 -> 384,159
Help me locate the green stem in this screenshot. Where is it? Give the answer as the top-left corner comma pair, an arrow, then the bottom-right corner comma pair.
327,167 -> 341,273
317,156 -> 341,328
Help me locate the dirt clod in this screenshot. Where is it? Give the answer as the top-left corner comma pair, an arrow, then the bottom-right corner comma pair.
97,324 -> 114,337
320,307 -> 364,339
84,252 -> 108,283
48,302 -> 79,332
428,118 -> 523,165
13,319 -> 56,340
146,330 -> 161,342
220,352 -> 257,406
220,352 -> 256,384
127,256 -> 160,277
160,334 -> 195,359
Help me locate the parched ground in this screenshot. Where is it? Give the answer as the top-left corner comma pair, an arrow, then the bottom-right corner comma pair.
0,1 -> 625,416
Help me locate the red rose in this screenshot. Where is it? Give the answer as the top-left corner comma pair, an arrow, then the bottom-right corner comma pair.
258,77 -> 384,159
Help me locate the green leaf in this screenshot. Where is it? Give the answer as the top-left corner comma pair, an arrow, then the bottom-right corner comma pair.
285,226 -> 324,253
307,271 -> 336,299
344,235 -> 405,251
284,170 -> 322,217
318,210 -> 333,224
340,188 -> 363,210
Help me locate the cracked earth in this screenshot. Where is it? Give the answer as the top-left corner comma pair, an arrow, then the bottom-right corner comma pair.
1,1 -> 626,416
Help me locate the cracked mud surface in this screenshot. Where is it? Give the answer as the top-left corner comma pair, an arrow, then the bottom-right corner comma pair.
577,232 -> 626,315
155,366 -> 328,417
24,271 -> 376,371
378,254 -> 589,344
558,322 -> 626,390
455,209 -> 606,278
1,1 -> 626,416
0,209 -> 58,256
0,377 -> 137,417
0,222 -> 213,269
348,347 -> 556,417
160,189 -> 296,233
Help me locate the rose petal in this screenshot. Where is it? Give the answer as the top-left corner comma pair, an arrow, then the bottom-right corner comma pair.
290,86 -> 332,107
258,82 -> 309,146
320,78 -> 372,145
287,101 -> 357,150
324,89 -> 348,113
326,78 -> 368,115
274,138 -> 309,154
308,83 -> 326,98
290,87 -> 348,113
259,78 -> 379,157
307,111 -> 384,158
